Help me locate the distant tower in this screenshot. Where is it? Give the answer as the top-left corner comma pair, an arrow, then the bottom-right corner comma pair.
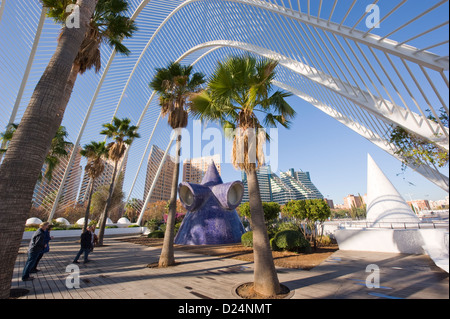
182,154 -> 221,184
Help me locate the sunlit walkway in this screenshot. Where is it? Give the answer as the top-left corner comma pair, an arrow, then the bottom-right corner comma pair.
12,236 -> 448,299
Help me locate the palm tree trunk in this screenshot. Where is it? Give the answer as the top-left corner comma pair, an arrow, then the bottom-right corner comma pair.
62,63 -> 81,112
246,168 -> 281,296
159,133 -> 182,267
83,178 -> 95,233
0,0 -> 98,299
97,161 -> 118,246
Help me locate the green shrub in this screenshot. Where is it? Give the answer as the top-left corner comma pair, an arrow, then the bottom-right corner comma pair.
50,220 -> 66,229
24,227 -> 38,232
270,237 -> 280,251
241,231 -> 253,247
273,230 -> 311,253
317,235 -> 334,246
148,230 -> 165,238
276,221 -> 299,232
106,225 -> 118,229
145,219 -> 161,232
127,224 -> 140,228
174,222 -> 182,235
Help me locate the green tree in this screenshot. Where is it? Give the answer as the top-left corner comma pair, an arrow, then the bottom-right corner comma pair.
390,107 -> 448,172
90,172 -> 125,222
239,201 -> 280,236
97,117 -> 139,245
281,199 -> 331,250
149,62 -> 205,267
1,124 -> 72,182
42,0 -> 137,110
191,55 -> 295,296
79,141 -> 109,232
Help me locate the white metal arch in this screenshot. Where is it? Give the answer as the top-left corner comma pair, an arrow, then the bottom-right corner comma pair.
133,41 -> 449,224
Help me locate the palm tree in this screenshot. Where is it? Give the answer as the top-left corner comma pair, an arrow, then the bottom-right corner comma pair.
0,123 -> 18,154
190,55 -> 296,296
1,124 -> 72,182
40,126 -> 73,182
149,62 -> 205,267
42,0 -> 137,109
97,117 -> 140,246
79,141 -> 109,232
0,0 -> 99,300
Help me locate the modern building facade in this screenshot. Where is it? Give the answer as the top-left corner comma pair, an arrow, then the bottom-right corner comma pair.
343,194 -> 365,209
78,152 -> 128,204
143,144 -> 175,202
407,199 -> 431,211
33,144 -> 82,210
241,165 -> 323,205
182,154 -> 221,184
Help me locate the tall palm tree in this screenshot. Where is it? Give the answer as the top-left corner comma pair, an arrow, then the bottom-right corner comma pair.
149,62 -> 205,267
80,141 -> 109,232
0,0 -> 99,300
42,0 -> 137,110
190,55 -> 296,296
1,124 -> 72,182
97,117 -> 140,246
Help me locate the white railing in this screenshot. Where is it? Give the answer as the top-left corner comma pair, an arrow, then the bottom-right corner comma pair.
337,220 -> 449,230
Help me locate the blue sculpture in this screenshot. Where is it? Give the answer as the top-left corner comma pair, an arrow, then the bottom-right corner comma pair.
174,162 -> 246,245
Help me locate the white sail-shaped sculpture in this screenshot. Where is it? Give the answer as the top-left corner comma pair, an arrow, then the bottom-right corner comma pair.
366,154 -> 420,226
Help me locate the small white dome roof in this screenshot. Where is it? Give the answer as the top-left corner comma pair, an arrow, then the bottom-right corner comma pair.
75,218 -> 91,225
106,218 -> 114,225
26,217 -> 43,225
117,217 -> 131,224
55,217 -> 70,225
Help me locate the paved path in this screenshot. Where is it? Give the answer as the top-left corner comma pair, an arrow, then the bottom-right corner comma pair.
12,236 -> 448,299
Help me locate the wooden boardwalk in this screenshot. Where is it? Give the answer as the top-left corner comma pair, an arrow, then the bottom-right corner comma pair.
12,236 -> 449,299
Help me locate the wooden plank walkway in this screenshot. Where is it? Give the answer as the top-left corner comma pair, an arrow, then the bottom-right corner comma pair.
12,236 -> 449,299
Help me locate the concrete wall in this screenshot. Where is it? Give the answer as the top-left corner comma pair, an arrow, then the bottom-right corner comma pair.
22,226 -> 146,240
335,227 -> 448,255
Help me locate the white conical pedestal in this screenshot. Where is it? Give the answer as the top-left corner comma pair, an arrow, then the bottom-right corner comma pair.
366,154 -> 420,226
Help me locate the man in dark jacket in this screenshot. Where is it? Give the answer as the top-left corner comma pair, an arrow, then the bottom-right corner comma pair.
22,222 -> 49,281
73,226 -> 94,264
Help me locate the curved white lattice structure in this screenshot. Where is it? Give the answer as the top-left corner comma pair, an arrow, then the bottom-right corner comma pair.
0,0 -> 448,221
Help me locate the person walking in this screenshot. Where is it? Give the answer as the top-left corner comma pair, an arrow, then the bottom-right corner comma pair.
31,224 -> 53,273
90,225 -> 98,253
73,226 -> 94,264
22,222 -> 49,281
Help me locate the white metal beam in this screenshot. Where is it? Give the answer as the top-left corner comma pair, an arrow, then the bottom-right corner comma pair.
183,40 -> 449,150
274,80 -> 449,192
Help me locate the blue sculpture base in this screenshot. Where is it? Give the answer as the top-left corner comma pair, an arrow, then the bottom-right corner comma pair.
174,200 -> 245,245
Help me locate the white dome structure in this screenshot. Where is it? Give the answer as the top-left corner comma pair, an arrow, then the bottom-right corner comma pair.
106,218 -> 114,226
366,154 -> 420,226
26,217 -> 43,225
55,217 -> 70,226
116,217 -> 131,227
75,218 -> 91,226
